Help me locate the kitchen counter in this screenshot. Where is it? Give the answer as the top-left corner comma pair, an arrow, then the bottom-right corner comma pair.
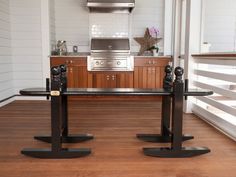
51,52 -> 172,59
51,52 -> 90,57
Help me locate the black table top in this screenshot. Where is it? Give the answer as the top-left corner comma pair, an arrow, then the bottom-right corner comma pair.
19,88 -> 213,97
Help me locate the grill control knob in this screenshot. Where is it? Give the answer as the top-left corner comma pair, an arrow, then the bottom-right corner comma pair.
95,61 -> 100,65
100,61 -> 104,65
117,61 -> 121,65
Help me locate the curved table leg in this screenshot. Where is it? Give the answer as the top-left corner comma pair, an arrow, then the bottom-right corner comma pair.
21,148 -> 91,159
34,134 -> 94,143
136,134 -> 193,143
143,147 -> 210,158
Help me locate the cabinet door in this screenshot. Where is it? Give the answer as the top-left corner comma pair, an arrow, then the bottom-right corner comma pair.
91,73 -> 116,88
68,66 -> 88,88
50,57 -> 88,88
134,58 -> 170,89
116,72 -> 134,88
89,72 -> 134,88
134,66 -> 162,88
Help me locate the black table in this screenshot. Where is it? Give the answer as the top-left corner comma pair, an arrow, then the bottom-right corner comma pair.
19,65 -> 213,158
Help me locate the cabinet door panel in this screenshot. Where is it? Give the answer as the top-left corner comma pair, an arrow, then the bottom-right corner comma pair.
142,67 -> 148,88
147,67 -> 156,88
77,66 -> 88,88
134,66 -> 162,89
92,73 -> 103,88
108,75 -> 117,88
50,57 -> 88,88
160,66 -> 165,88
154,67 -> 161,88
67,66 -> 88,88
92,73 -> 110,88
67,66 -> 75,88
116,72 -> 134,88
134,58 -> 170,89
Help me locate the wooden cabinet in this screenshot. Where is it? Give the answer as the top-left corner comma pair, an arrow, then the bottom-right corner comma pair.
50,56 -> 171,90
50,57 -> 88,88
88,72 -> 134,88
134,57 -> 170,89
50,56 -> 171,100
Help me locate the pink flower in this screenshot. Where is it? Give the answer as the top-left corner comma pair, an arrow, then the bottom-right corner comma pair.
149,27 -> 160,38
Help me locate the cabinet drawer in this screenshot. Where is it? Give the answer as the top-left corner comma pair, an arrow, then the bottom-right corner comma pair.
50,57 -> 87,67
134,58 -> 171,67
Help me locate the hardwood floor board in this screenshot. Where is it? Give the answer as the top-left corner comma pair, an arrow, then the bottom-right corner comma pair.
0,100 -> 236,177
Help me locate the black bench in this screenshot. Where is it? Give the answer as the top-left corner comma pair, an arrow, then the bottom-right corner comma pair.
20,65 -> 213,158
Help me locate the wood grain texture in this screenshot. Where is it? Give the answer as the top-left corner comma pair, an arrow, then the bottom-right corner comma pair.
192,53 -> 236,58
134,58 -> 169,89
0,100 -> 236,177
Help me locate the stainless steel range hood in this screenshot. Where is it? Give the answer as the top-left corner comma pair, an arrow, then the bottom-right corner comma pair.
87,0 -> 135,13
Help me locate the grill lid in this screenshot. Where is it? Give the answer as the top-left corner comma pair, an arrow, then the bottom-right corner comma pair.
91,38 -> 130,51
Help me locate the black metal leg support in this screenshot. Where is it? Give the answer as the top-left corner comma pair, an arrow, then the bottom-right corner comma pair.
137,65 -> 193,143
34,96 -> 93,143
137,96 -> 193,143
143,67 -> 210,158
21,67 -> 92,158
34,134 -> 94,144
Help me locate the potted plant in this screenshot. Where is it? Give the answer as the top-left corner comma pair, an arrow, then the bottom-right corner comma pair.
148,27 -> 160,56
149,45 -> 159,56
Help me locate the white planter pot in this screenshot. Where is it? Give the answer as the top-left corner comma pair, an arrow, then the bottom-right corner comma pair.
152,49 -> 159,56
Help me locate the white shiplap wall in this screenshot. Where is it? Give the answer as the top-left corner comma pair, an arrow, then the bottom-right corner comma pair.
10,0 -> 43,94
131,0 -> 164,52
49,0 -> 56,50
203,0 -> 236,52
0,0 -> 13,101
55,0 -> 89,52
54,0 -> 164,53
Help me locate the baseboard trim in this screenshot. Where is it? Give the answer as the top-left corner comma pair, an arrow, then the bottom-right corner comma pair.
0,95 -> 16,103
0,95 -> 16,107
0,95 -> 49,107
15,95 -> 48,101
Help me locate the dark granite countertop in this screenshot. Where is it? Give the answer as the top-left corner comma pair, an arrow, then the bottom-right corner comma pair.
50,52 -> 172,59
20,87 -> 213,97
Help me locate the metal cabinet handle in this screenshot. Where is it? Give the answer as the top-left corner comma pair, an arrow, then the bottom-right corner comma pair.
112,75 -> 115,80
106,75 -> 110,80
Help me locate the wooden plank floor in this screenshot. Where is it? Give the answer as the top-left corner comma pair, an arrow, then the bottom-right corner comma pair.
0,100 -> 236,177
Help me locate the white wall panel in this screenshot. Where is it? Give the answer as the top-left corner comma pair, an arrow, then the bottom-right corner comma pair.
10,0 -> 43,94
0,0 -> 13,102
0,87 -> 14,101
49,0 -> 56,49
131,0 -> 164,52
54,0 -> 89,52
203,0 -> 236,52
54,0 -> 164,53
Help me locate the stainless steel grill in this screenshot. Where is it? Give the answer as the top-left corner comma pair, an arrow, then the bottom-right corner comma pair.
87,38 -> 134,71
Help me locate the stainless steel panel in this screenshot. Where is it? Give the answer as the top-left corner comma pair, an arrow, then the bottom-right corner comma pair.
87,0 -> 135,13
87,0 -> 135,3
91,38 -> 130,51
87,2 -> 134,7
87,56 -> 134,71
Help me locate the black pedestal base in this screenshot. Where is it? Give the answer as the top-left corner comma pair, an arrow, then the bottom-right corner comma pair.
136,134 -> 193,143
21,148 -> 91,159
34,134 -> 94,143
143,147 -> 210,158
